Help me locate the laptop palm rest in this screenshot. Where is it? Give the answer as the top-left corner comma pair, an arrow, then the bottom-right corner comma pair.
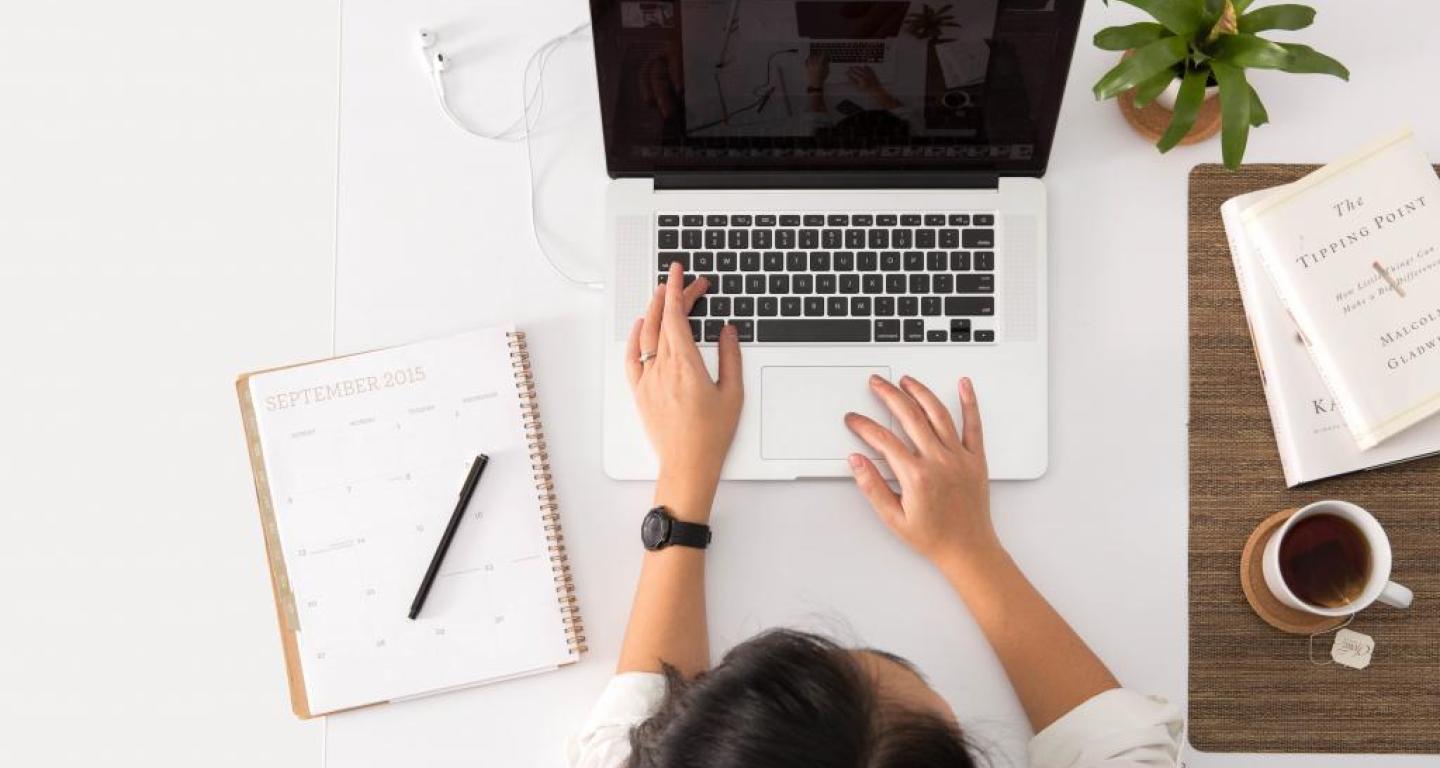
760,366 -> 891,460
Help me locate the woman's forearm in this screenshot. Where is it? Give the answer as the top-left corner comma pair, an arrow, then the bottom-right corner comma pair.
940,547 -> 1119,732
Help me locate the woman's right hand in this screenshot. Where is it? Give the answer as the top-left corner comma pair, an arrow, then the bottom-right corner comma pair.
843,375 -> 1001,572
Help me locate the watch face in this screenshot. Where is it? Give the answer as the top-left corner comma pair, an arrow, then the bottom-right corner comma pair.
642,509 -> 670,550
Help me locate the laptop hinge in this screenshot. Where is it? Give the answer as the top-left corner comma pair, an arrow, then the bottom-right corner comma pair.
651,171 -> 1002,191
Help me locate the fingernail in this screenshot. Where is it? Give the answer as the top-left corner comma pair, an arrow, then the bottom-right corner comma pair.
848,453 -> 864,469
960,377 -> 973,401
724,324 -> 737,337
869,374 -> 883,385
899,375 -> 913,386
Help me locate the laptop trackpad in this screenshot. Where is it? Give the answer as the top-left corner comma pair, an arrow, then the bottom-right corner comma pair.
761,366 -> 891,460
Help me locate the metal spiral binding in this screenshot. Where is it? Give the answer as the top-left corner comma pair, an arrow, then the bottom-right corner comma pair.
508,331 -> 587,653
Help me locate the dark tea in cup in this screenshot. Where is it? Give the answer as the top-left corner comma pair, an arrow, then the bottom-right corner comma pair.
1277,513 -> 1372,608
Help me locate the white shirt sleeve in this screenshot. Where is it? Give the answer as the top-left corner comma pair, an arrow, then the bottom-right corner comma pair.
566,672 -> 667,768
1028,689 -> 1184,768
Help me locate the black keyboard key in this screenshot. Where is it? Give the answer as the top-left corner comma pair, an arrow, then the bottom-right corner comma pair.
717,252 -> 738,272
683,214 -> 704,226
898,297 -> 919,316
822,229 -> 841,248
710,296 -> 731,316
786,252 -> 807,271
731,319 -> 755,342
776,229 -> 797,249
948,214 -> 970,226
828,214 -> 849,226
756,214 -> 777,226
745,274 -> 766,294
682,229 -> 702,248
893,229 -> 913,248
974,329 -> 995,342
705,229 -> 725,248
694,252 -> 715,271
880,251 -> 902,271
909,274 -> 930,294
845,229 -> 866,248
706,214 -> 727,226
758,296 -> 779,316
885,274 -> 907,294
862,274 -> 883,294
704,320 -> 723,341
852,214 -> 874,226
722,274 -> 743,294
955,274 -> 994,293
701,273 -> 719,294
764,252 -> 784,271
950,319 -> 971,341
804,296 -> 824,316
901,214 -> 922,226
903,319 -> 925,341
834,251 -> 855,271
858,251 -> 878,271
799,229 -> 819,248
874,319 -> 901,341
875,296 -> 896,316
740,251 -> 761,271
827,297 -> 848,316
758,319 -> 870,342
727,229 -> 749,249
926,252 -> 947,271
689,296 -> 707,317
903,251 -> 925,271
781,297 -> 802,316
658,229 -> 679,248
839,274 -> 859,294
877,214 -> 897,226
933,274 -> 953,293
793,274 -> 814,294
734,297 -> 755,316
816,274 -> 836,294
780,214 -> 801,226
659,252 -> 688,271
769,274 -> 790,294
963,229 -> 995,248
975,251 -> 995,271
921,297 -> 941,316
803,214 -> 825,226
950,251 -> 970,271
924,214 -> 945,226
927,330 -> 947,342
868,229 -> 890,248
915,229 -> 935,248
690,319 -> 702,340
809,251 -> 831,271
944,297 -> 995,316
975,214 -> 995,225
731,214 -> 752,226
752,229 -> 773,248
851,296 -> 872,315
939,229 -> 958,248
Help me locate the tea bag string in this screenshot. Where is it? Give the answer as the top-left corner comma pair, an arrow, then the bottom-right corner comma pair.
1307,613 -> 1356,666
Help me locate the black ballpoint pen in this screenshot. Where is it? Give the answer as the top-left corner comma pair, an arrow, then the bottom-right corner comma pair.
408,454 -> 488,620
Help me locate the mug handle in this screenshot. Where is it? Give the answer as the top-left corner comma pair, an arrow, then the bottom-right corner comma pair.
1379,581 -> 1414,609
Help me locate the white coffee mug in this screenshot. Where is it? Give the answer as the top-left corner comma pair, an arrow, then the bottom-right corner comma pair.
1262,500 -> 1413,617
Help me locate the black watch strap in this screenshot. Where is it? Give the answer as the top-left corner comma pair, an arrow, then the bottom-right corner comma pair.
667,518 -> 712,549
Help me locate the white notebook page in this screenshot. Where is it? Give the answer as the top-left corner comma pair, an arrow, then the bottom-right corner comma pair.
248,326 -> 573,714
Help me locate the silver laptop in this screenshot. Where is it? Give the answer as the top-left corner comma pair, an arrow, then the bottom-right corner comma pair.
589,0 -> 1083,480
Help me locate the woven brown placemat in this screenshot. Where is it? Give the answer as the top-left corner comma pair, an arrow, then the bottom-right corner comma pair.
1188,163 -> 1440,753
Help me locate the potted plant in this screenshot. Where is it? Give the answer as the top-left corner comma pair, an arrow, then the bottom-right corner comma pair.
1091,0 -> 1348,168
906,4 -> 961,44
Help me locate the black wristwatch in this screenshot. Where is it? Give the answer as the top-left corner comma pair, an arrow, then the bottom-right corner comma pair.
642,507 -> 711,551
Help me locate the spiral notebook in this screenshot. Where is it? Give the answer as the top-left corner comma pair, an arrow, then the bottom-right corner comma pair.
236,326 -> 584,718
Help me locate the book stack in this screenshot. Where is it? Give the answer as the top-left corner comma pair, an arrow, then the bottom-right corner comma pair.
1222,127 -> 1440,486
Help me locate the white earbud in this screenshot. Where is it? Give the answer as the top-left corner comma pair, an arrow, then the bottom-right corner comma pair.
418,28 -> 446,73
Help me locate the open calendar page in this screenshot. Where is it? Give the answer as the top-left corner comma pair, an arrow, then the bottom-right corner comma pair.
240,326 -> 579,716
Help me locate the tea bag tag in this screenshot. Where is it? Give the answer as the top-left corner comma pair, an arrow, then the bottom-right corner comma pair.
1330,628 -> 1374,670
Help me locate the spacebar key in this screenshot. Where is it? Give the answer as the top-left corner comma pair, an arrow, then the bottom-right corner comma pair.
757,320 -> 871,342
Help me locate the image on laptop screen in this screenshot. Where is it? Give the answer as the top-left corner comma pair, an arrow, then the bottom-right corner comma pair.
589,0 -> 1081,176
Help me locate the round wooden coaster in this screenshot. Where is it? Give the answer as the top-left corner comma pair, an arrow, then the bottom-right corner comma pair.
1118,88 -> 1222,146
1240,508 -> 1346,635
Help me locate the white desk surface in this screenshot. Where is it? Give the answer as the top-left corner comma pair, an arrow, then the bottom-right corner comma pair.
5,0 -> 1438,766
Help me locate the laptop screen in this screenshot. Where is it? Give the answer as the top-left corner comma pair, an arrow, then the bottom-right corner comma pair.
587,0 -> 1083,179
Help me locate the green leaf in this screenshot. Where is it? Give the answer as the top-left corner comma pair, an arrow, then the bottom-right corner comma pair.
1157,68 -> 1208,152
1115,0 -> 1206,37
1238,4 -> 1315,33
1211,60 -> 1251,169
1232,0 -> 1258,11
1275,42 -> 1350,79
1094,22 -> 1169,51
1093,36 -> 1190,100
1209,33 -> 1290,69
1133,67 -> 1177,107
1248,84 -> 1269,126
1202,0 -> 1226,26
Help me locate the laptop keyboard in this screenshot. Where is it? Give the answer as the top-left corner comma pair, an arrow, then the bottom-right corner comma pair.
808,41 -> 886,64
655,212 -> 998,344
